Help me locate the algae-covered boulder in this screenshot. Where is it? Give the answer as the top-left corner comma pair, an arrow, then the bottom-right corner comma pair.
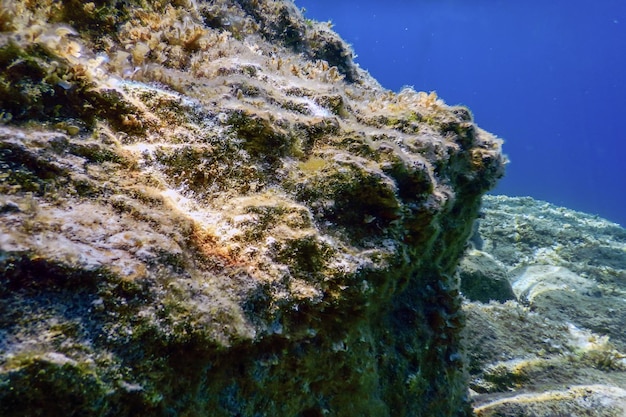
0,1 -> 505,416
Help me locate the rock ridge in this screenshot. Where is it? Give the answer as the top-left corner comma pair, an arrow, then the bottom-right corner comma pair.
0,1 -> 504,416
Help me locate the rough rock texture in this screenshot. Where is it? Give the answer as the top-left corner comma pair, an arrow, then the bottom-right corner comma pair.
463,195 -> 626,416
0,1 -> 505,416
458,249 -> 515,303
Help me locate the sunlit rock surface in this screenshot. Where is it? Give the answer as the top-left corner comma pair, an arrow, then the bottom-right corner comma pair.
0,1 -> 504,416
464,195 -> 626,417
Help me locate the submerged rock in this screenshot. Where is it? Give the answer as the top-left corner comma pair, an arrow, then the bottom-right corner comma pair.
464,195 -> 626,417
0,1 -> 505,416
458,249 -> 515,303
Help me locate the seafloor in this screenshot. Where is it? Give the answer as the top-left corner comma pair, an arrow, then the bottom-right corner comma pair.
463,195 -> 626,416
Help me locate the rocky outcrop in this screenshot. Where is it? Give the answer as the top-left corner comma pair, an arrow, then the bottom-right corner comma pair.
458,249 -> 515,304
463,195 -> 626,417
0,1 -> 504,416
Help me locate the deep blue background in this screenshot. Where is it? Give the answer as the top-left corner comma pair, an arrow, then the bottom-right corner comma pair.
296,0 -> 626,226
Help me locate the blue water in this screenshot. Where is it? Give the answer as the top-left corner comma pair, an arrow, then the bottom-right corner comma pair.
296,0 -> 626,227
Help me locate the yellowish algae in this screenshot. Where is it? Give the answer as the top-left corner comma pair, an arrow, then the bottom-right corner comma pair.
0,1 -> 504,416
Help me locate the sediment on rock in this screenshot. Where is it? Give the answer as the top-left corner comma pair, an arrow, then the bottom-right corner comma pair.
462,195 -> 626,417
0,1 -> 505,416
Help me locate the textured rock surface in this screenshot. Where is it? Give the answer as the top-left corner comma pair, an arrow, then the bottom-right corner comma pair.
458,249 -> 515,303
464,195 -> 626,417
0,1 -> 505,416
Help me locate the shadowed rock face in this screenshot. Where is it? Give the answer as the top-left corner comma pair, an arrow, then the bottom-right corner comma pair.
0,1 -> 504,416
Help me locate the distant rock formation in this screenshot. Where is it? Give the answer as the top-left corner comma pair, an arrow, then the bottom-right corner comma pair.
463,195 -> 626,417
0,1 -> 504,416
